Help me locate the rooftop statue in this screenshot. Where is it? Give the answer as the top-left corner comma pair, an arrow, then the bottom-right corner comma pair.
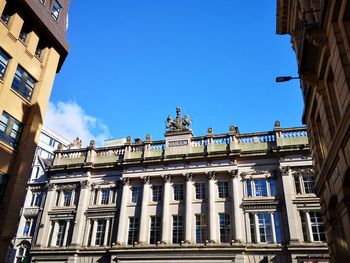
166,107 -> 192,133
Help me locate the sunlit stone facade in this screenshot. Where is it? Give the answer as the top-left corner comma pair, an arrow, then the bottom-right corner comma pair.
31,114 -> 329,263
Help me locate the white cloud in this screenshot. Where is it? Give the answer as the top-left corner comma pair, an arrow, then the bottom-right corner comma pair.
44,101 -> 111,146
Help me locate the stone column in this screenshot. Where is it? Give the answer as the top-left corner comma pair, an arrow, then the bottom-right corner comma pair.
184,173 -> 193,243
117,178 -> 130,245
254,213 -> 260,243
231,169 -> 242,242
63,220 -> 70,246
91,219 -> 98,246
207,171 -> 217,243
104,218 -> 110,246
71,179 -> 91,247
244,212 -> 251,243
36,183 -> 56,247
139,176 -> 151,244
161,174 -> 171,244
51,221 -> 59,246
305,211 -> 314,242
298,174 -> 305,194
270,213 -> 277,243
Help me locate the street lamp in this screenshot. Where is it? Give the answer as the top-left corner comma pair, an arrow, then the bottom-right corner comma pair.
275,76 -> 300,82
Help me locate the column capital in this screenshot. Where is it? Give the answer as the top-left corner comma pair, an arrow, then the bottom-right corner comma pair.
206,171 -> 216,180
230,169 -> 239,178
162,174 -> 172,183
183,173 -> 193,181
142,176 -> 151,184
280,166 -> 290,176
121,177 -> 130,186
46,183 -> 55,191
80,180 -> 90,189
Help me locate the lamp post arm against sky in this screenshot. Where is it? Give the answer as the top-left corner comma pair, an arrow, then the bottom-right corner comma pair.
275,76 -> 300,82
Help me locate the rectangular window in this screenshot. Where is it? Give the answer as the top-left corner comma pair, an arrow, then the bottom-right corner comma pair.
218,181 -> 229,198
51,1 -> 62,21
128,217 -> 139,245
246,179 -> 252,197
309,212 -> 326,241
195,214 -> 207,243
0,5 -> 10,25
95,220 -> 106,246
0,173 -> 8,204
303,176 -> 315,194
19,24 -> 29,43
173,184 -> 184,201
249,213 -> 256,242
0,48 -> 10,80
131,186 -> 142,204
269,178 -> 276,196
152,185 -> 162,202
219,213 -> 231,243
300,212 -> 309,241
11,66 -> 36,101
149,216 -> 161,244
195,182 -> 206,199
56,221 -> 66,246
254,179 -> 268,197
258,213 -> 272,243
273,213 -> 281,243
0,112 -> 22,147
23,220 -> 31,236
172,215 -> 183,244
63,190 -> 72,206
101,189 -> 110,205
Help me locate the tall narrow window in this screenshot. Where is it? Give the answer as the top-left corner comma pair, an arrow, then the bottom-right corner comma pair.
219,213 -> 231,243
258,213 -> 272,243
195,182 -> 206,199
56,221 -> 66,246
23,220 -> 30,236
254,179 -> 268,197
63,190 -> 72,206
173,184 -> 184,201
218,181 -> 229,198
152,185 -> 162,202
309,212 -> 326,241
95,220 -> 106,246
128,217 -> 139,245
101,189 -> 110,205
249,213 -> 256,242
195,214 -> 207,243
300,212 -> 309,241
172,215 -> 183,244
246,179 -> 252,197
51,1 -> 62,21
303,176 -> 315,194
19,23 -> 30,43
0,112 -> 22,147
0,5 -> 11,25
0,49 -> 10,80
131,186 -> 142,204
273,213 -> 281,243
11,66 -> 36,101
149,216 -> 161,244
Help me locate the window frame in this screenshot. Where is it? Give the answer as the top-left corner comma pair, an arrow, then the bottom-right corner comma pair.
152,185 -> 163,202
172,215 -> 183,244
131,186 -> 142,204
195,214 -> 207,243
0,111 -> 22,148
127,217 -> 139,245
218,181 -> 229,198
51,0 -> 62,21
11,65 -> 36,101
149,216 -> 161,244
173,183 -> 184,201
95,220 -> 106,246
219,213 -> 231,243
0,48 -> 10,80
195,182 -> 206,200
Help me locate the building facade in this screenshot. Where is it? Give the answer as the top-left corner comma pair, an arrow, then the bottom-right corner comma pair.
31,110 -> 329,263
0,0 -> 70,259
7,127 -> 69,263
276,0 -> 350,261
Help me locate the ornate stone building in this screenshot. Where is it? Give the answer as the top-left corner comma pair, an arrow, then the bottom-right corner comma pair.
30,110 -> 329,263
0,0 -> 70,259
276,0 -> 350,261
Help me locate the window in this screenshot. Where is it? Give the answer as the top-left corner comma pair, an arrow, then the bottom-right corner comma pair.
255,179 -> 268,197
63,190 -> 72,206
11,66 -> 36,101
274,213 -> 281,243
0,112 -> 22,147
149,216 -> 161,244
39,0 -> 46,5
218,181 -> 229,198
0,48 -> 10,80
0,5 -> 10,25
128,217 -> 139,245
172,215 -> 183,244
30,191 -> 42,206
131,186 -> 142,204
195,214 -> 207,243
152,185 -> 162,202
195,183 -> 206,200
300,211 -> 326,242
56,221 -> 66,246
246,178 -> 275,197
23,220 -> 30,236
295,175 -> 315,194
51,1 -> 62,21
258,213 -> 272,243
219,213 -> 231,243
95,220 -> 106,246
19,24 -> 30,43
247,179 -> 252,197
101,189 -> 110,205
0,173 -> 8,204
173,184 -> 184,201
249,213 -> 256,242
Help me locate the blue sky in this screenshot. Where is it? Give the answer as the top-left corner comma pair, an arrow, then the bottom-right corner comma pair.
45,1 -> 302,145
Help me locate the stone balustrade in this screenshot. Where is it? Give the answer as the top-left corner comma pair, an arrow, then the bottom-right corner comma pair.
52,127 -> 309,167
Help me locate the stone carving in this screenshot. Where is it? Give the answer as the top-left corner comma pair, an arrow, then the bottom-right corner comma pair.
80,180 -> 90,189
145,134 -> 151,142
207,171 -> 216,180
57,143 -> 64,151
274,120 -> 281,129
56,184 -> 77,190
162,174 -> 172,183
184,173 -> 193,181
280,166 -> 290,176
121,177 -> 130,185
89,140 -> 96,148
126,136 -> 131,144
207,127 -> 213,135
142,176 -> 151,184
166,107 -> 192,133
46,183 -> 55,191
230,169 -> 239,178
69,137 -> 82,149
292,167 -> 314,176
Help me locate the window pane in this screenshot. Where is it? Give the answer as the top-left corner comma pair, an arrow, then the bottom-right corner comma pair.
255,179 -> 268,197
